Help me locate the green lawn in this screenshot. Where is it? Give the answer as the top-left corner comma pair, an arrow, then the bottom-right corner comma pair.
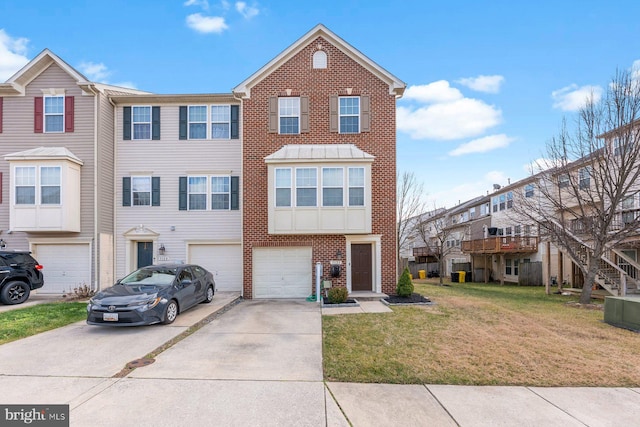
323,280 -> 640,386
0,302 -> 87,345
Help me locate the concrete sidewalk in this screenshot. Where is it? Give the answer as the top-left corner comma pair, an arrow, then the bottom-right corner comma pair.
1,297 -> 639,426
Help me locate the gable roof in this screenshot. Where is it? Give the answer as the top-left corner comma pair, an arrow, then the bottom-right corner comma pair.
0,49 -> 148,96
233,24 -> 405,99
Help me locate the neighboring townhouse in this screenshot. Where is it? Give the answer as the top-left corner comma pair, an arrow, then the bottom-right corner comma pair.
111,94 -> 243,292
0,50 -> 145,294
233,24 -> 405,298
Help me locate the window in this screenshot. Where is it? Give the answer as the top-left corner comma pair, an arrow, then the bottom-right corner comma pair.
188,106 -> 207,139
506,259 -> 512,275
579,167 -> 591,190
348,167 -> 365,206
133,106 -> 151,140
481,203 -> 489,216
312,50 -> 327,69
506,191 -> 513,209
188,176 -> 207,210
322,168 -> 343,206
275,168 -> 291,207
469,208 -> 476,219
558,173 -> 569,189
622,211 -> 637,225
279,98 -> 300,134
499,194 -> 506,210
15,167 -> 35,205
211,105 -> 230,139
525,184 -> 534,198
132,177 -> 151,206
622,195 -> 636,210
296,168 -> 317,206
44,96 -> 64,132
492,197 -> 498,213
211,176 -> 230,210
339,97 -> 360,133
514,225 -> 521,235
505,226 -> 512,236
514,259 -> 519,275
40,167 -> 60,205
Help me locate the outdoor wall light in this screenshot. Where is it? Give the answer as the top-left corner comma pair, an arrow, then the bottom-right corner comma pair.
336,250 -> 342,259
0,239 -> 6,249
159,244 -> 166,255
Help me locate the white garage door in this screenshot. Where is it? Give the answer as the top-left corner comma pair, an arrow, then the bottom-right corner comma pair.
253,247 -> 312,298
188,244 -> 242,292
33,244 -> 91,294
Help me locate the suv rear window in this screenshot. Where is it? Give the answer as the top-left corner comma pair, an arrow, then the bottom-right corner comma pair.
0,253 -> 37,265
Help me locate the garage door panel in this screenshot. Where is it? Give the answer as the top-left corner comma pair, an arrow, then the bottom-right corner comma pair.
188,244 -> 242,292
34,244 -> 91,294
253,247 -> 312,299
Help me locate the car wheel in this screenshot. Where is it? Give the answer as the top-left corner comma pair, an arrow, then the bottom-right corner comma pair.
163,300 -> 178,324
203,285 -> 214,304
0,281 -> 30,305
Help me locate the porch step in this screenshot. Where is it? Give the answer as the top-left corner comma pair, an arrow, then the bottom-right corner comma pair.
348,291 -> 388,301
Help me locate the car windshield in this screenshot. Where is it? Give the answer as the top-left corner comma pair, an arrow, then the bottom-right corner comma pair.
120,267 -> 178,286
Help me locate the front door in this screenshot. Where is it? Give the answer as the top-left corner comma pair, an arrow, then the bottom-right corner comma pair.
351,244 -> 372,291
137,242 -> 153,268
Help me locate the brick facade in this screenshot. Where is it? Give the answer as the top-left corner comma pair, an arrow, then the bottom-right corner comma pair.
241,35 -> 400,298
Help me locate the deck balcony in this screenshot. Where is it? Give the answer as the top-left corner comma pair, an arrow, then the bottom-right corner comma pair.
461,236 -> 538,254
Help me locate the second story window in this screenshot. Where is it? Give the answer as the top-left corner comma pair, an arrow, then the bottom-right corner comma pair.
211,105 -> 231,139
296,168 -> 317,207
348,167 -> 365,206
15,167 -> 36,205
579,167 -> 591,190
132,177 -> 151,206
188,106 -> 207,139
506,191 -> 513,209
133,106 -> 151,140
322,168 -> 343,207
275,168 -> 292,207
44,96 -> 64,133
339,96 -> 360,134
40,167 -> 60,205
525,184 -> 534,198
279,98 -> 300,134
188,176 -> 207,210
211,176 -> 230,210
558,173 -> 570,189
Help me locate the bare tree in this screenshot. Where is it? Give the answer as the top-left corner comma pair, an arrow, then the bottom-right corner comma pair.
414,208 -> 455,286
514,70 -> 640,304
397,171 -> 426,276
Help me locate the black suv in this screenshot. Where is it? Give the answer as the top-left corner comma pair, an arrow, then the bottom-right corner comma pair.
0,251 -> 44,305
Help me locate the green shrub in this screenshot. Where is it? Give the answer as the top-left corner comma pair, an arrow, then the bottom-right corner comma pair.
327,286 -> 349,304
396,267 -> 414,297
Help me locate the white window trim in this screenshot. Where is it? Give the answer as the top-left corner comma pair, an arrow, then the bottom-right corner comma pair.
40,166 -> 61,205
131,176 -> 152,207
210,105 -> 231,140
339,96 -> 360,134
278,97 -> 300,135
44,95 -> 65,134
210,175 -> 231,210
14,165 -> 62,206
348,167 -> 366,207
295,167 -> 318,207
188,105 -> 208,140
132,105 -> 152,140
321,167 -> 344,207
275,167 -> 292,207
187,175 -> 231,211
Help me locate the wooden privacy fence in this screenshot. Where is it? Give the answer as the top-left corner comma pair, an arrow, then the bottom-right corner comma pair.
519,261 -> 543,286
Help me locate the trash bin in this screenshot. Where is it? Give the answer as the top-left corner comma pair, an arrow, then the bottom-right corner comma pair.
409,273 -> 413,280
418,270 -> 426,279
465,271 -> 472,282
451,272 -> 460,283
458,271 -> 466,283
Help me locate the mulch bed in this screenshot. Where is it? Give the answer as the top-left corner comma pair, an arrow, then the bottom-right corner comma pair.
384,293 -> 431,304
322,297 -> 358,305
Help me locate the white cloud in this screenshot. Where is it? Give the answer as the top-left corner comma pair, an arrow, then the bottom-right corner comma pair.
78,61 -> 110,82
0,29 -> 29,81
428,170 -> 509,208
235,1 -> 259,19
551,84 -> 602,112
456,75 -> 504,93
448,134 -> 515,156
403,80 -> 463,103
184,0 -> 209,9
186,13 -> 228,33
397,97 -> 502,140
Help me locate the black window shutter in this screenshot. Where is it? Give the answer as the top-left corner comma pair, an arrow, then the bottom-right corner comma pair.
231,176 -> 239,210
179,106 -> 187,140
123,177 -> 131,206
123,107 -> 132,140
152,106 -> 160,140
152,177 -> 160,206
230,105 -> 239,139
179,176 -> 187,210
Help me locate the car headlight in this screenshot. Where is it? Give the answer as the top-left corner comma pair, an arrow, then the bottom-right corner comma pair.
131,296 -> 162,311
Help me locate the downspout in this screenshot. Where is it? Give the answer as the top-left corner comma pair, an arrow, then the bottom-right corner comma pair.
232,91 -> 244,299
85,84 -> 100,292
108,95 -> 117,289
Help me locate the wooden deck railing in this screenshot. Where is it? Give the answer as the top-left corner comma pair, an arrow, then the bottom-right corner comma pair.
461,236 -> 538,254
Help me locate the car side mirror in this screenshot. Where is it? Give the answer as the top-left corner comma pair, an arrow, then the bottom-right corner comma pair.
180,279 -> 192,287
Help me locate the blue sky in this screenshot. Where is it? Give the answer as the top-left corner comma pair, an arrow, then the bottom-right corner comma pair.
1,0 -> 639,208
